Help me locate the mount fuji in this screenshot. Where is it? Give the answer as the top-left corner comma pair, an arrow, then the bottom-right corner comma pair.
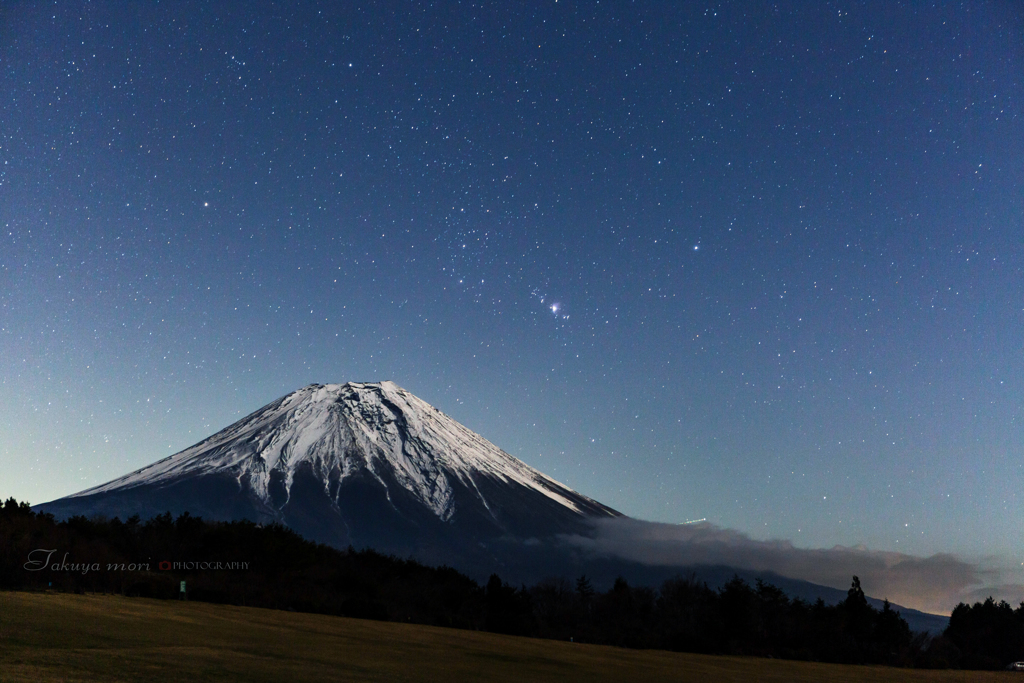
33,381 -> 950,632
37,381 -> 620,572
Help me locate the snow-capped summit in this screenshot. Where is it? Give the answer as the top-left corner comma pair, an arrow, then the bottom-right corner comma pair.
39,382 -> 619,567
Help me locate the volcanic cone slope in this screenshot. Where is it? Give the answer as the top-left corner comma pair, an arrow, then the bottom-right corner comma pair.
38,382 -> 620,567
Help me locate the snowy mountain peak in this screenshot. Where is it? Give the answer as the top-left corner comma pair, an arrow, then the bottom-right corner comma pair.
69,381 -> 618,524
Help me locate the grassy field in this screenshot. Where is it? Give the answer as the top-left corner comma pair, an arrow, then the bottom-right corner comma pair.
0,591 -> 1015,682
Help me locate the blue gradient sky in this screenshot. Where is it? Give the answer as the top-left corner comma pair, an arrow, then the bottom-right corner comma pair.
2,1 -> 1022,575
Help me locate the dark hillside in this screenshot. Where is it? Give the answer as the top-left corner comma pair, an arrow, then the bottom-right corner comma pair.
2,497 -> 1012,668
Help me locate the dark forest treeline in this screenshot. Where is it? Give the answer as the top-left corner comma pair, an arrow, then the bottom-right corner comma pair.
2,498 -> 1021,669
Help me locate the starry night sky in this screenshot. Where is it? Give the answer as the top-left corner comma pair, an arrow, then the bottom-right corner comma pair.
2,2 -> 1022,570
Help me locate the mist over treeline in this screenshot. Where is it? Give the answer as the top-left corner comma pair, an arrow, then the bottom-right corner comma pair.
2,499 -> 1022,669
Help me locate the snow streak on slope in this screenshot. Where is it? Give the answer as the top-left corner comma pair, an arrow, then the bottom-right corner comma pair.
70,382 -> 616,522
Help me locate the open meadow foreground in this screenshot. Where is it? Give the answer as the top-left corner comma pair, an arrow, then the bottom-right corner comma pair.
0,592 -> 1014,683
